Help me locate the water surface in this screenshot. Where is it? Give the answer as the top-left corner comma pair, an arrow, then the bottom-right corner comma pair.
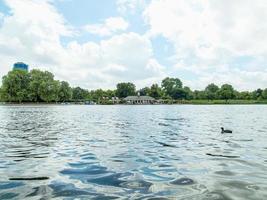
0,105 -> 267,199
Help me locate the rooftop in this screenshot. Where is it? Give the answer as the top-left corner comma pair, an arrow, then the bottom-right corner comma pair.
124,96 -> 155,101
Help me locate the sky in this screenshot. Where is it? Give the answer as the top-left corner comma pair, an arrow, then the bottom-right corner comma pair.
0,0 -> 267,91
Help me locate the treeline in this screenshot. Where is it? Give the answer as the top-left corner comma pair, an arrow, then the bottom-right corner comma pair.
0,69 -> 267,103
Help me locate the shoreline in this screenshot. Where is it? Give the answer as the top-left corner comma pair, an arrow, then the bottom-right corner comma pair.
1,100 -> 267,106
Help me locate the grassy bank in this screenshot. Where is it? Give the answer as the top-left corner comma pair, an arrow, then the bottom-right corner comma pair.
174,99 -> 267,105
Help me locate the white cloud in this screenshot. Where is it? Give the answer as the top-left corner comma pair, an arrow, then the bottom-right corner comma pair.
2,0 -> 266,91
84,17 -> 129,36
144,0 -> 267,90
3,0 -> 72,40
0,0 -> 164,89
61,32 -> 165,89
144,0 -> 267,57
0,0 -> 72,78
117,0 -> 147,14
176,62 -> 267,91
0,0 -> 73,65
0,12 -> 4,19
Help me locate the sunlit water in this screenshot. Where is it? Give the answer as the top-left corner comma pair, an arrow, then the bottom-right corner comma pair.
0,105 -> 267,200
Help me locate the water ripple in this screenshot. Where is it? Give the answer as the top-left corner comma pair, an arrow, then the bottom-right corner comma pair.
0,105 -> 267,199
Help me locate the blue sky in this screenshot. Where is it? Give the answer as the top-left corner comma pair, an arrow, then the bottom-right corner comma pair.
0,0 -> 267,90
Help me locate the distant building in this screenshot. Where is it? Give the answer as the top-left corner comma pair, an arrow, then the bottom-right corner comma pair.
111,97 -> 120,104
13,62 -> 29,72
124,95 -> 156,104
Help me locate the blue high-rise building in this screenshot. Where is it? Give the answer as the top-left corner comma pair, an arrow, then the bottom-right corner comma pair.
13,62 -> 29,72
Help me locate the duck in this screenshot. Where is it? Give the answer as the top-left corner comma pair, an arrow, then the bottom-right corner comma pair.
221,127 -> 232,133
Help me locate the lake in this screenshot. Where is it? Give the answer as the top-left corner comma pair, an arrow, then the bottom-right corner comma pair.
0,105 -> 267,199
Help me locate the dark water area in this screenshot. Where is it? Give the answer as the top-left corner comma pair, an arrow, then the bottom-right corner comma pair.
0,105 -> 267,200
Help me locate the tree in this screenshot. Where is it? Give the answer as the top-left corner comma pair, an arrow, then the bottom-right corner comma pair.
105,90 -> 116,98
252,89 -> 263,100
139,87 -> 150,96
39,80 -> 60,102
193,90 -> 207,100
1,69 -> 30,102
58,81 -> 72,102
161,77 -> 183,98
149,84 -> 162,99
2,68 -> 267,103
237,91 -> 252,100
183,86 -> 193,100
171,88 -> 187,100
28,69 -> 56,102
218,84 -> 235,101
116,82 -> 136,98
72,87 -> 88,101
161,77 -> 190,100
205,83 -> 219,100
262,89 -> 267,100
0,87 -> 4,102
90,89 -> 105,102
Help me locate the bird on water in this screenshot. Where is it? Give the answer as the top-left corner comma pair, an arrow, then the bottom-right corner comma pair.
221,127 -> 232,133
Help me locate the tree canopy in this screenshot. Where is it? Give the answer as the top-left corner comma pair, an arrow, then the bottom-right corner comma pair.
2,70 -> 30,103
218,84 -> 235,101
1,69 -> 71,103
1,68 -> 267,103
149,84 -> 162,99
205,83 -> 219,100
116,82 -> 136,98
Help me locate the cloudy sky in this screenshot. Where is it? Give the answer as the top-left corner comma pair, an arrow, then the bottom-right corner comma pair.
0,0 -> 267,91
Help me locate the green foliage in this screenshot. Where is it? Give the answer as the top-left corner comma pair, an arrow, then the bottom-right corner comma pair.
205,83 -> 219,100
0,87 -> 3,102
116,82 -> 136,98
193,90 -> 207,100
105,90 -> 116,98
28,69 -> 59,102
59,81 -> 72,102
1,69 -> 70,103
218,84 -> 235,101
237,91 -> 252,100
1,70 -> 30,102
0,70 -> 266,104
170,87 -> 187,100
161,77 -> 183,98
139,87 -> 150,96
149,84 -> 162,99
39,80 -> 60,102
161,77 -> 187,99
183,86 -> 193,100
262,89 -> 267,100
72,87 -> 88,101
252,88 -> 263,100
90,89 -> 105,103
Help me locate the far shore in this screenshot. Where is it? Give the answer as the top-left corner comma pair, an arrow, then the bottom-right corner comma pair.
1,100 -> 267,106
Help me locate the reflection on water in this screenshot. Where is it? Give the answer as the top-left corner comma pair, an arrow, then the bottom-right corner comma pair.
0,105 -> 267,199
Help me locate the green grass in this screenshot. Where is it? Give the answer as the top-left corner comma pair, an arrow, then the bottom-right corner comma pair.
174,99 -> 267,104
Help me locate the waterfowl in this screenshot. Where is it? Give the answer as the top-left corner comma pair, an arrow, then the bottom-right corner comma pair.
221,127 -> 232,133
